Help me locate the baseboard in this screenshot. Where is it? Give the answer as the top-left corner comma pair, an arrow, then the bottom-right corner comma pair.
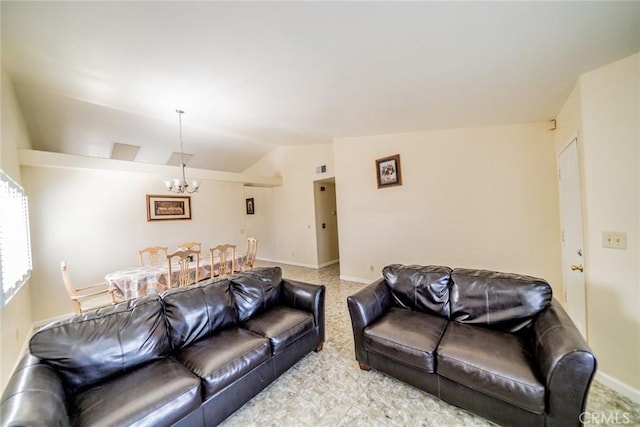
318,259 -> 339,268
256,257 -> 319,270
595,371 -> 640,404
339,274 -> 371,284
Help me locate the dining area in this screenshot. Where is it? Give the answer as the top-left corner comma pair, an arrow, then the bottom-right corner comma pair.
62,238 -> 258,314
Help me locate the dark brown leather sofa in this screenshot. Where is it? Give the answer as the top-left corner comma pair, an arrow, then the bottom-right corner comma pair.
1,267 -> 325,427
347,264 -> 596,427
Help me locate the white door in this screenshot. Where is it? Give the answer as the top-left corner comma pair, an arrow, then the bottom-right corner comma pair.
558,137 -> 587,338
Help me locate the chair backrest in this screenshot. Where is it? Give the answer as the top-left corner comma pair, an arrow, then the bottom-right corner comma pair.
245,237 -> 258,269
61,261 -> 81,314
177,242 -> 202,253
167,249 -> 200,287
60,261 -> 114,314
138,246 -> 168,266
210,244 -> 236,277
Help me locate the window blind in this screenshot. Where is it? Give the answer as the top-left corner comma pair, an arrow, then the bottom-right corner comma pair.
0,169 -> 32,306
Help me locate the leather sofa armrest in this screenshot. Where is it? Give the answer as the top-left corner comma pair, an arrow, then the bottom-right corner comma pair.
347,278 -> 393,366
531,299 -> 597,427
1,353 -> 70,427
281,279 -> 326,345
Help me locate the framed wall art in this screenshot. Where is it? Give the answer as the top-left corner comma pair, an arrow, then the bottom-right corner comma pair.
246,198 -> 255,215
375,154 -> 402,188
146,195 -> 192,221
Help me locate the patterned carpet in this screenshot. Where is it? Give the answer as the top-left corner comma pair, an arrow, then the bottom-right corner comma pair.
220,261 -> 640,427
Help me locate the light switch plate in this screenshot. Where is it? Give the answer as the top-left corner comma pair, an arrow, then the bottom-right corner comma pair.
602,231 -> 627,249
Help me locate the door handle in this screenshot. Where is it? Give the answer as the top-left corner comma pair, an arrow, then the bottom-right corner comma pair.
571,264 -> 584,272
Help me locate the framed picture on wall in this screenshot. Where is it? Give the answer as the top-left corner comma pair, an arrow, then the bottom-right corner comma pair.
146,195 -> 192,221
375,154 -> 402,188
246,198 -> 255,215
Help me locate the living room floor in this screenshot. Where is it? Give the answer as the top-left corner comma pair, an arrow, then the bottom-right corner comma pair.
221,261 -> 640,427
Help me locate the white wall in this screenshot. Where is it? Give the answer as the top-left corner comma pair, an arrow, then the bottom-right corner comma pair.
333,123 -> 563,291
0,64 -> 34,392
243,144 -> 335,268
21,165 -> 248,321
555,53 -> 639,397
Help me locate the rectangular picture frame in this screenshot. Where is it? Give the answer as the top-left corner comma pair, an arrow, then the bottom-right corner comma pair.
146,194 -> 192,221
376,154 -> 402,188
246,197 -> 255,215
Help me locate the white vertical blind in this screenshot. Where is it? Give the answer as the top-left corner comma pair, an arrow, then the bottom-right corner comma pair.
0,169 -> 32,306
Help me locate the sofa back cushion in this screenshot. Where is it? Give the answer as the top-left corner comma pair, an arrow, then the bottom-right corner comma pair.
29,295 -> 170,393
450,268 -> 552,332
161,277 -> 237,349
230,267 -> 282,322
382,264 -> 452,318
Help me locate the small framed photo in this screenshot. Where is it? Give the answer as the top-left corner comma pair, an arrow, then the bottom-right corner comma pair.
375,154 -> 402,188
246,198 -> 255,215
147,195 -> 192,221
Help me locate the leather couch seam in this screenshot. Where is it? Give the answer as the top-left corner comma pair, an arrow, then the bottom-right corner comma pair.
203,343 -> 269,379
440,355 -> 545,412
365,332 -> 434,356
439,354 -> 543,392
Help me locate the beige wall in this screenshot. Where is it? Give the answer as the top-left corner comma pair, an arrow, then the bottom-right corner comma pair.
554,53 -> 639,397
0,64 -> 34,392
21,166 -> 248,322
243,144 -> 335,268
333,123 -> 563,290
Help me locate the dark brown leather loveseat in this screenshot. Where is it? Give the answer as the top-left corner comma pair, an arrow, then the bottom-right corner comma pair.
1,267 -> 325,427
347,264 -> 596,427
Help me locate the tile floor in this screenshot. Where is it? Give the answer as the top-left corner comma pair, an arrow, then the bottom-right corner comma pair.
220,261 -> 640,427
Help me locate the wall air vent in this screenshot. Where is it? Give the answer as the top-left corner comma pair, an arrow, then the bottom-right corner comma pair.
316,165 -> 327,174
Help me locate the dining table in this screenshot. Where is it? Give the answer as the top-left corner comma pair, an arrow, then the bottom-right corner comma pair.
106,253 -> 247,300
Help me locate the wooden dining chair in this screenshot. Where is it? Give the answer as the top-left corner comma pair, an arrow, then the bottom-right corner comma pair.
138,246 -> 168,266
167,249 -> 200,287
210,244 -> 236,277
245,237 -> 258,270
61,261 -> 117,314
177,241 -> 202,253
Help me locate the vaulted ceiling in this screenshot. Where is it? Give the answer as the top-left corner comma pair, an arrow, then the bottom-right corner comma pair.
2,1 -> 639,172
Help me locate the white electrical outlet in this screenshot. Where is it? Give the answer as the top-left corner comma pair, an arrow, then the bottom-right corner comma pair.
602,231 -> 627,249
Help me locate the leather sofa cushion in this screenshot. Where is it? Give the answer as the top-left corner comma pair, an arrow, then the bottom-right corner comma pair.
29,296 -> 170,393
437,321 -> 545,413
230,267 -> 283,322
71,357 -> 201,427
364,307 -> 448,373
382,264 -> 452,318
162,278 -> 237,349
175,327 -> 271,399
242,306 -> 315,355
450,268 -> 552,332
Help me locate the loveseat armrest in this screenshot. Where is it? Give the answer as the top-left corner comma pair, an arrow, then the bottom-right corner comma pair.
1,353 -> 70,427
281,279 -> 326,346
347,278 -> 393,367
531,299 -> 596,427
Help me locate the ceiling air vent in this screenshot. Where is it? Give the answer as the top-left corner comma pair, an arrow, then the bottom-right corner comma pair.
110,143 -> 140,161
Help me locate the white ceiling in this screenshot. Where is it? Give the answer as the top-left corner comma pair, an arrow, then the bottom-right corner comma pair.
2,1 -> 639,173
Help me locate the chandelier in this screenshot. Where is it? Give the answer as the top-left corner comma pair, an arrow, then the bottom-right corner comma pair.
164,109 -> 200,194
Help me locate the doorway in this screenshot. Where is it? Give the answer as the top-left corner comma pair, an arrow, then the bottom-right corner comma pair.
313,179 -> 340,267
558,136 -> 587,338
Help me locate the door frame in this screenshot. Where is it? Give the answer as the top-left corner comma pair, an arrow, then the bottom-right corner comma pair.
557,133 -> 588,339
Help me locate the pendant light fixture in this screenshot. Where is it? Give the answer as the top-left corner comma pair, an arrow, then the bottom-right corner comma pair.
164,109 -> 200,194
